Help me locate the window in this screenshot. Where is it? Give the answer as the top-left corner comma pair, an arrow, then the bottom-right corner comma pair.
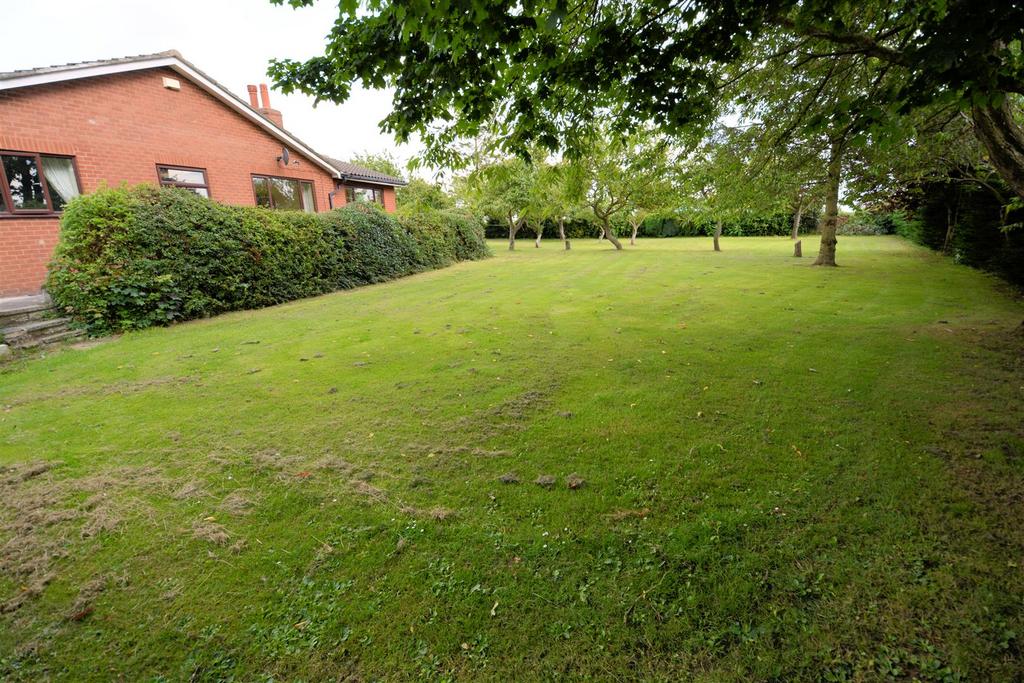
0,152 -> 80,214
252,175 -> 315,213
344,186 -> 384,205
158,165 -> 209,197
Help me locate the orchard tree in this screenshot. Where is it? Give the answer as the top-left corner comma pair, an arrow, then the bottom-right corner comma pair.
462,158 -> 536,250
269,0 -> 1024,205
755,135 -> 826,240
682,125 -> 788,252
528,161 -> 584,250
624,167 -> 678,246
569,131 -> 674,250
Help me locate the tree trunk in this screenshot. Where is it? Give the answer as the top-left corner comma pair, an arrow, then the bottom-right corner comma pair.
972,99 -> 1024,200
534,223 -> 543,248
814,140 -> 842,266
942,190 -> 960,254
713,219 -> 722,252
508,216 -> 518,251
942,204 -> 954,254
559,218 -> 570,250
602,218 -> 623,250
630,220 -> 639,246
791,201 -> 803,240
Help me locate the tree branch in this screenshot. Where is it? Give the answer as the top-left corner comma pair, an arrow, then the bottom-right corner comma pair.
773,16 -> 908,66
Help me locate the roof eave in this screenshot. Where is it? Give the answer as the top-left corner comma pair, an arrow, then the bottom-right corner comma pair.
340,174 -> 408,187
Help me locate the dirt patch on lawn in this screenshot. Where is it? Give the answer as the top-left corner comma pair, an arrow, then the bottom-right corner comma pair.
489,390 -> 551,427
218,490 -> 256,516
192,519 -> 230,545
66,575 -> 110,621
351,480 -> 387,502
172,480 -> 207,500
248,449 -> 305,473
399,505 -> 457,521
0,463 -> 170,614
405,442 -> 512,458
315,456 -> 354,473
2,375 -> 200,409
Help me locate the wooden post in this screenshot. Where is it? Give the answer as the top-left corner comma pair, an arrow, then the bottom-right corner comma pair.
794,240 -> 802,257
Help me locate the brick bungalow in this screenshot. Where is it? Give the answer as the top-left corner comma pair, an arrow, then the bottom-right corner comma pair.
0,50 -> 406,297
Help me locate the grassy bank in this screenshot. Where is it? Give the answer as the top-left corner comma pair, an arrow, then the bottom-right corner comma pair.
2,236 -> 1022,680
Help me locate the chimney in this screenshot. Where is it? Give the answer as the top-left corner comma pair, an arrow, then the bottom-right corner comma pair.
257,83 -> 283,128
246,84 -> 259,109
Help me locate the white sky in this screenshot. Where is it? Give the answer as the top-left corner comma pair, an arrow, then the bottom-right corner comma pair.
0,0 -> 425,174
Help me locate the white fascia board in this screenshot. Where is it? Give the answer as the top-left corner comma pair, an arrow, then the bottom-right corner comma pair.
0,57 -> 342,179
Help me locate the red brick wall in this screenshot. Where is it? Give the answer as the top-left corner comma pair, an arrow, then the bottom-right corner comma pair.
0,68 -> 340,296
0,217 -> 60,297
382,186 -> 397,213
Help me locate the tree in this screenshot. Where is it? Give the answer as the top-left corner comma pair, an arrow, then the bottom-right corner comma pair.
350,151 -> 404,179
395,178 -> 455,213
270,1 -> 1024,203
569,131 -> 673,250
462,158 -> 536,250
526,161 -> 583,250
624,165 -> 678,246
843,105 -> 1020,254
723,16 -> 913,265
349,151 -> 456,213
681,125 -> 788,252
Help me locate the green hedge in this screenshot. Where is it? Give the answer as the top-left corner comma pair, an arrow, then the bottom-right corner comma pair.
398,208 -> 492,267
640,211 -> 819,238
901,181 -> 1024,286
46,185 -> 489,334
484,211 -> 819,240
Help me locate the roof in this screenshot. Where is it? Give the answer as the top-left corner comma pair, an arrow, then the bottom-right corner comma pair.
0,50 -> 347,180
0,50 -> 181,81
326,157 -> 407,187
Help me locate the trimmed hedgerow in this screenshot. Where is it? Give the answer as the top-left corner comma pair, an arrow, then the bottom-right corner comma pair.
46,185 -> 489,334
399,208 -> 490,268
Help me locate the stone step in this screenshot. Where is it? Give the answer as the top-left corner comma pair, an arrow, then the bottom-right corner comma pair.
1,316 -> 79,349
0,306 -> 55,327
0,294 -> 55,328
17,327 -> 86,349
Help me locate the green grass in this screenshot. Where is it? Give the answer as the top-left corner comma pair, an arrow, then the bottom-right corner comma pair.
1,236 -> 1022,681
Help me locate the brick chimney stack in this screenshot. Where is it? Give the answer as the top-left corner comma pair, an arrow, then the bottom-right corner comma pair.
246,84 -> 259,109
256,83 -> 284,128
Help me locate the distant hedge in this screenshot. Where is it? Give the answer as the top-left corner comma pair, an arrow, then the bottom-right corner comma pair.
899,181 -> 1024,286
46,185 -> 489,334
484,211 -> 819,240
639,211 -> 819,238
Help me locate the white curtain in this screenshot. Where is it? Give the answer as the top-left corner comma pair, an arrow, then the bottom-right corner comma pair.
301,182 -> 315,213
41,156 -> 79,205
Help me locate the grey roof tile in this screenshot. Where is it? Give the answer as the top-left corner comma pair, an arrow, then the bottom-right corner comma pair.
326,157 -> 406,186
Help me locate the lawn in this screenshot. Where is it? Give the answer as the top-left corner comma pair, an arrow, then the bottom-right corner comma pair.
1,236 -> 1022,680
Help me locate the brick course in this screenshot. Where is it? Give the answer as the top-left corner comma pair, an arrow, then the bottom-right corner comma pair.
0,67 -> 394,296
